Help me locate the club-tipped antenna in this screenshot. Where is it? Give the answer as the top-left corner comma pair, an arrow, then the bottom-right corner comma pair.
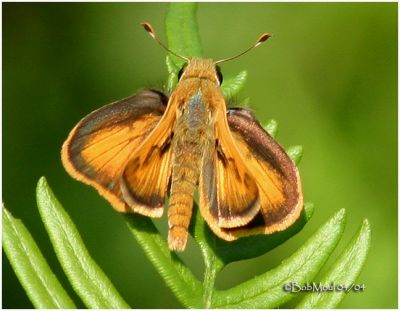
141,22 -> 189,62
215,32 -> 272,64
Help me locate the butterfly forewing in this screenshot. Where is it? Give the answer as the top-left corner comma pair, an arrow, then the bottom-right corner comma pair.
225,108 -> 303,236
61,89 -> 168,212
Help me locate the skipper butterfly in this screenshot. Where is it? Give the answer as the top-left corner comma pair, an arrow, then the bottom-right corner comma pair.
62,23 -> 303,251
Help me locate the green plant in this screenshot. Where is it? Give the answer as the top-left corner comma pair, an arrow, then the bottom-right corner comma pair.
2,3 -> 370,308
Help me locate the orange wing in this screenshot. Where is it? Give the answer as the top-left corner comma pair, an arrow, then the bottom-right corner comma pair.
61,89 -> 168,213
224,108 -> 303,238
119,100 -> 176,217
199,107 -> 260,237
200,108 -> 303,241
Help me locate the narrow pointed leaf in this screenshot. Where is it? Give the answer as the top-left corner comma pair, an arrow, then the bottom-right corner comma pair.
165,55 -> 179,92
287,145 -> 303,165
2,206 -> 76,309
263,119 -> 278,138
125,214 -> 203,308
166,54 -> 179,75
222,71 -> 247,100
165,3 -> 202,68
36,177 -> 129,309
212,209 -> 346,308
297,219 -> 371,309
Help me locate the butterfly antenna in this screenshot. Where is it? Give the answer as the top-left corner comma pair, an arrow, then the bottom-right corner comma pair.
215,32 -> 272,64
141,22 -> 189,62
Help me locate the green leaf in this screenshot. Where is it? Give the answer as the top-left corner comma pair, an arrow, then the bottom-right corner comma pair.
165,55 -> 179,93
36,177 -> 129,309
287,145 -> 303,165
165,3 -> 202,67
297,219 -> 371,309
263,119 -> 279,138
211,209 -> 347,308
165,54 -> 179,75
191,202 -> 314,267
239,97 -> 251,108
221,71 -> 247,100
2,206 -> 76,309
125,214 -> 203,308
164,3 -> 202,92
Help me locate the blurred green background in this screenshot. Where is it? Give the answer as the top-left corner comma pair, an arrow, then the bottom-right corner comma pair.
3,3 -> 397,309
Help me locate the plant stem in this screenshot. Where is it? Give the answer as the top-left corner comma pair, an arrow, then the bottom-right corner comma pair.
203,255 -> 219,308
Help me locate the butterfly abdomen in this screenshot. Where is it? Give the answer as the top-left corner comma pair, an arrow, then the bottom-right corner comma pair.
167,91 -> 213,251
168,157 -> 199,251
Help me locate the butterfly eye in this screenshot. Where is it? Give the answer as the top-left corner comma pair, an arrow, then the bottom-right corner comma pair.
177,63 -> 187,80
216,65 -> 223,85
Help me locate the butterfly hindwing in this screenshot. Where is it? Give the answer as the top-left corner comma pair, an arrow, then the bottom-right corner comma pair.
199,107 -> 260,234
119,95 -> 178,217
61,89 -> 168,213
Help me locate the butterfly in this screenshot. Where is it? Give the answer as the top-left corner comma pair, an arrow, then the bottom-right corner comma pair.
61,23 -> 303,251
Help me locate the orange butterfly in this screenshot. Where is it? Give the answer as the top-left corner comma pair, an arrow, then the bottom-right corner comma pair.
62,23 -> 303,251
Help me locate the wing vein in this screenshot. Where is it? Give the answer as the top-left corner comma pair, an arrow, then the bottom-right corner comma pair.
84,139 -> 132,167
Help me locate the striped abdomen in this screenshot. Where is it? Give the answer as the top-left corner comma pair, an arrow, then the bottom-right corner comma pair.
168,91 -> 212,251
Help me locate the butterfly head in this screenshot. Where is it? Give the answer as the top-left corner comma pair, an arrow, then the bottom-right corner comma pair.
177,59 -> 223,85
